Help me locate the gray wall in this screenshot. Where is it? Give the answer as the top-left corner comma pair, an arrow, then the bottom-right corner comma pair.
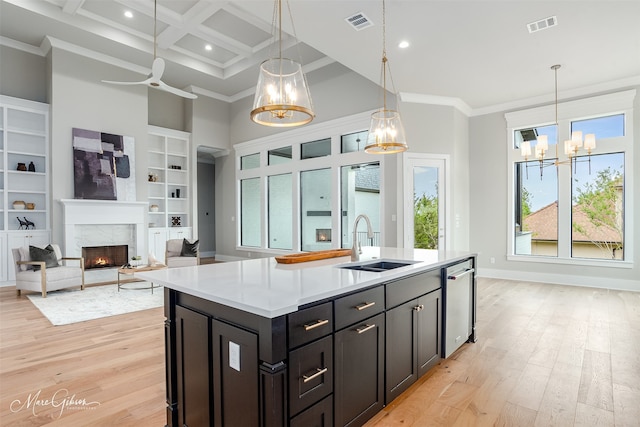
401,103 -> 470,251
48,48 -> 149,248
0,45 -> 47,103
197,161 -> 215,255
469,86 -> 640,289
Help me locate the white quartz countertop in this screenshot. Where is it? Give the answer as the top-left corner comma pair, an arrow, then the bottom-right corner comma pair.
136,247 -> 475,318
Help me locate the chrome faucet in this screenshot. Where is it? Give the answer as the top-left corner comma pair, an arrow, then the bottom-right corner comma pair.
352,214 -> 374,261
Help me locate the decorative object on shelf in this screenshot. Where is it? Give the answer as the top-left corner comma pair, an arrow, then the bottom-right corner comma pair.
520,64 -> 596,179
101,0 -> 197,99
176,188 -> 181,198
150,204 -> 159,212
171,216 -> 181,227
17,217 -> 35,230
149,222 -> 156,228
131,255 -> 143,268
13,200 -> 26,210
26,202 -> 35,210
148,173 -> 158,182
17,162 -> 27,171
169,165 -> 182,170
250,0 -> 314,127
171,192 -> 175,198
365,0 -> 408,154
28,161 -> 36,172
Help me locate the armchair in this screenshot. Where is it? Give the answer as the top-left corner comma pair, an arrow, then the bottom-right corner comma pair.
12,244 -> 85,298
165,238 -> 200,268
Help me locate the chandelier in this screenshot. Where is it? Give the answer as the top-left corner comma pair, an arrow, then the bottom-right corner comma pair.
250,0 -> 314,127
520,64 -> 596,178
365,0 -> 408,154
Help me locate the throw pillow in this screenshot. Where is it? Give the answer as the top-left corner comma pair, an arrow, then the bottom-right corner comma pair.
181,239 -> 199,257
29,245 -> 60,271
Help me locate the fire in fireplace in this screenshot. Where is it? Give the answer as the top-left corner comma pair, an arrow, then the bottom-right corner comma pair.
82,245 -> 128,269
316,228 -> 331,242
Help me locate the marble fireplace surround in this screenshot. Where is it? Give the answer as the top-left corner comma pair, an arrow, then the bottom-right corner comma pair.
59,199 -> 148,281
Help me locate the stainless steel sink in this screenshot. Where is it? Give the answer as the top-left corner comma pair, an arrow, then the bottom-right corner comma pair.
337,259 -> 418,272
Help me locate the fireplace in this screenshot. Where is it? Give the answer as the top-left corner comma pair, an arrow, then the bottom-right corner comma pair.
316,228 -> 331,242
82,245 -> 128,269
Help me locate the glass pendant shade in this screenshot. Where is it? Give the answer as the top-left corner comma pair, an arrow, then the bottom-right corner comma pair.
365,109 -> 408,154
250,58 -> 314,127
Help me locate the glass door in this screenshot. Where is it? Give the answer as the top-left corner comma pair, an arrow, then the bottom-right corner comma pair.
403,154 -> 448,250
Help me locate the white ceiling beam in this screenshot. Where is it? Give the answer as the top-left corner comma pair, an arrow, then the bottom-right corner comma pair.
61,0 -> 86,15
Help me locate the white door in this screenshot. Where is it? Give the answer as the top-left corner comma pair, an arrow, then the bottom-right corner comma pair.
403,154 -> 448,251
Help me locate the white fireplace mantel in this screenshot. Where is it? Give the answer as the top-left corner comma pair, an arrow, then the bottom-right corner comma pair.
59,199 -> 148,259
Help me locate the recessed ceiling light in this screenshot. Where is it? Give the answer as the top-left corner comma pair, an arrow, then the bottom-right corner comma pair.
124,10 -> 133,19
205,44 -> 213,51
398,40 -> 409,49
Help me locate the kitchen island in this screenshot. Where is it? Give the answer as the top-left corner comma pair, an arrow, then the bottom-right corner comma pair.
137,247 -> 477,427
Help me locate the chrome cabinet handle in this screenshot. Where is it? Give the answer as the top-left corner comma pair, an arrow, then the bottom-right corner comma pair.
303,319 -> 329,331
355,301 -> 376,311
302,367 -> 328,383
356,324 -> 376,334
447,268 -> 475,280
413,304 -> 424,312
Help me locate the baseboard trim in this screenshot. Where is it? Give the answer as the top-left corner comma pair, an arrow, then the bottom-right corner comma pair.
478,268 -> 640,292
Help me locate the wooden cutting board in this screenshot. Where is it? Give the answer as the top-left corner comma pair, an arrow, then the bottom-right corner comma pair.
275,249 -> 352,264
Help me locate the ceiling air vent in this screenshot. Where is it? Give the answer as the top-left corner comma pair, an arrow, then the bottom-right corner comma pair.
345,12 -> 373,31
527,15 -> 558,33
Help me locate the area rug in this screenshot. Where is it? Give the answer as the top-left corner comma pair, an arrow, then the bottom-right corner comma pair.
27,283 -> 163,326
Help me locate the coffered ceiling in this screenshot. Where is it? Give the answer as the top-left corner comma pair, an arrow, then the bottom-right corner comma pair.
1,0 -> 639,114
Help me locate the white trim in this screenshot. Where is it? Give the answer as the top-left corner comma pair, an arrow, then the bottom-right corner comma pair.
505,89 -> 635,267
478,268 -> 640,292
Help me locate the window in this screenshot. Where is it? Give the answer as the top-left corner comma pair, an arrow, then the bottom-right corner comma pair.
268,174 -> 292,249
241,153 -> 260,170
268,146 -> 292,165
506,90 -> 634,265
341,162 -> 380,249
235,111 -> 383,253
301,169 -> 332,251
241,178 -> 260,247
301,138 -> 331,159
341,130 -> 368,153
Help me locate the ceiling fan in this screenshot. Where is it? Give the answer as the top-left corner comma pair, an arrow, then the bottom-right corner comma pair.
102,0 -> 197,99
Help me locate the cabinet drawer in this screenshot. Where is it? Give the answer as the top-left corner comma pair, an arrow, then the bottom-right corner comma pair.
288,302 -> 333,349
334,286 -> 384,331
290,395 -> 333,427
289,335 -> 333,416
386,269 -> 441,309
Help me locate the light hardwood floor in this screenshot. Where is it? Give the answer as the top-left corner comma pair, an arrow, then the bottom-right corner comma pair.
1,278 -> 638,426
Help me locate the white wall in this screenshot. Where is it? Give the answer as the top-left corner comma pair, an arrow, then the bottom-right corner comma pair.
0,45 -> 47,103
469,87 -> 640,291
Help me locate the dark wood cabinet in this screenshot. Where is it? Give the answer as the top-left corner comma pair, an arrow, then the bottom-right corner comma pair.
211,319 -> 260,427
175,305 -> 211,427
165,256 -> 476,427
172,305 -> 260,427
334,312 -> 385,427
385,299 -> 418,403
385,274 -> 442,403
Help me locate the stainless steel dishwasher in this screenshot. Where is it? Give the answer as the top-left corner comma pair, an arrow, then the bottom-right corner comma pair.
442,259 -> 476,358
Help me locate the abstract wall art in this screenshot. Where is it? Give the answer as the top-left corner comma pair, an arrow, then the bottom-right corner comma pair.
72,128 -> 136,201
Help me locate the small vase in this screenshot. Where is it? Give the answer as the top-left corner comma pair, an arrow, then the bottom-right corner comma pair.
17,163 -> 27,171
28,161 -> 36,172
176,188 -> 181,198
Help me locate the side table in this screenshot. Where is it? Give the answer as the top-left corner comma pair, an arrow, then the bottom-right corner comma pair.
117,264 -> 167,293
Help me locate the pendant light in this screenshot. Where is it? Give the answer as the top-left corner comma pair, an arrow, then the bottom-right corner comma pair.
365,0 -> 408,154
250,0 -> 314,127
520,64 -> 596,178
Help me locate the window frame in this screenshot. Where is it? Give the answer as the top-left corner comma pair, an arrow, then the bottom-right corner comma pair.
235,111 -> 387,254
505,90 -> 635,268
